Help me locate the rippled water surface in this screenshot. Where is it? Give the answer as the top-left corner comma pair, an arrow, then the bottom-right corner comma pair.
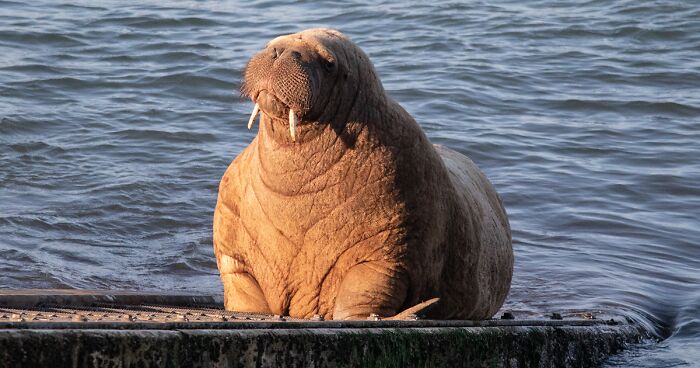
1,1 -> 698,365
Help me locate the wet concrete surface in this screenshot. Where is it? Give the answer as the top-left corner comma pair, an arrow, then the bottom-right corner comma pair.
0,290 -> 652,367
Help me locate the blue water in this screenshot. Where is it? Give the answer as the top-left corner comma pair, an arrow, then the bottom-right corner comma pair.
1,1 -> 698,365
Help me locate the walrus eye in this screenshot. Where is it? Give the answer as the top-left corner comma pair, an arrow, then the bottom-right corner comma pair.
323,59 -> 336,72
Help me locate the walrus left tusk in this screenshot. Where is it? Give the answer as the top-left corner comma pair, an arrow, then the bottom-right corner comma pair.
289,109 -> 297,142
247,103 -> 260,130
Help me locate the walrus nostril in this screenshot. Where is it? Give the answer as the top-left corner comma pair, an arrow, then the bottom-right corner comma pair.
290,51 -> 302,60
272,47 -> 283,59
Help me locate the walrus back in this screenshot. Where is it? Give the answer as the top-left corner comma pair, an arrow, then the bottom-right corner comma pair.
434,144 -> 513,319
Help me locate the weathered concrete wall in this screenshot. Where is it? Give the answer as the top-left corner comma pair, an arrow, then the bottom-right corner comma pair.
0,290 -> 652,367
0,324 -> 646,368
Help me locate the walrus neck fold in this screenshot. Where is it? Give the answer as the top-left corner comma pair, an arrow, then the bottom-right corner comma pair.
253,112 -> 350,195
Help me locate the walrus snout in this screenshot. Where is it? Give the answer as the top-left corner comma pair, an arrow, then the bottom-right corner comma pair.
242,32 -> 345,141
242,44 -> 319,113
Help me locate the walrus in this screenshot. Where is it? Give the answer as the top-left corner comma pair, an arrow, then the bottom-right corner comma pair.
213,28 -> 513,320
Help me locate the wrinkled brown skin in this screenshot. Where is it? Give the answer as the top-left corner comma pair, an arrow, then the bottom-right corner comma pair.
213,28 -> 513,320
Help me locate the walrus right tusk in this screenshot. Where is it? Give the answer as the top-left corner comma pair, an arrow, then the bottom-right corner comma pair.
247,103 -> 260,130
289,109 -> 297,142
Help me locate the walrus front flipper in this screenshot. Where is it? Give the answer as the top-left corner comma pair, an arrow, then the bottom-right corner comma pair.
221,272 -> 272,314
385,298 -> 440,321
332,262 -> 409,320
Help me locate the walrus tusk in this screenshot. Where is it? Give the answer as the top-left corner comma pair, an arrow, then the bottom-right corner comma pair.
247,103 -> 260,130
289,109 -> 297,142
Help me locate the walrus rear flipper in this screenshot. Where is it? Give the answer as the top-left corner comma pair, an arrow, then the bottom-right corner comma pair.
385,298 -> 440,321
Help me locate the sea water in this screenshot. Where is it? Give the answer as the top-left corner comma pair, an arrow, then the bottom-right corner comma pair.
0,1 -> 698,365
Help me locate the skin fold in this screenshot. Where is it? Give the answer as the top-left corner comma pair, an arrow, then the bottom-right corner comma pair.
213,28 -> 513,320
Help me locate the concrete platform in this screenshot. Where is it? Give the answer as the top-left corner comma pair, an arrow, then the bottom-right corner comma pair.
0,289 -> 651,368
0,288 -> 219,309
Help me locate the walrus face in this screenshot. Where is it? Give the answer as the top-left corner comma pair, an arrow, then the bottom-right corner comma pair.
241,29 -> 348,142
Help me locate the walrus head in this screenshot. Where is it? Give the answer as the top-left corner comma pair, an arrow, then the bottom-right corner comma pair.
241,28 -> 384,142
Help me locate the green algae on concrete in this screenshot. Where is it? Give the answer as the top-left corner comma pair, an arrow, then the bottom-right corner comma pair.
0,324 -> 647,368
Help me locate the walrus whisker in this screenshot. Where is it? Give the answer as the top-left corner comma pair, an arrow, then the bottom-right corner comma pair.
248,103 -> 260,130
289,109 -> 297,142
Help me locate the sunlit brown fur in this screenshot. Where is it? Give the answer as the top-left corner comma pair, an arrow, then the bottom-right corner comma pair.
214,28 -> 513,320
